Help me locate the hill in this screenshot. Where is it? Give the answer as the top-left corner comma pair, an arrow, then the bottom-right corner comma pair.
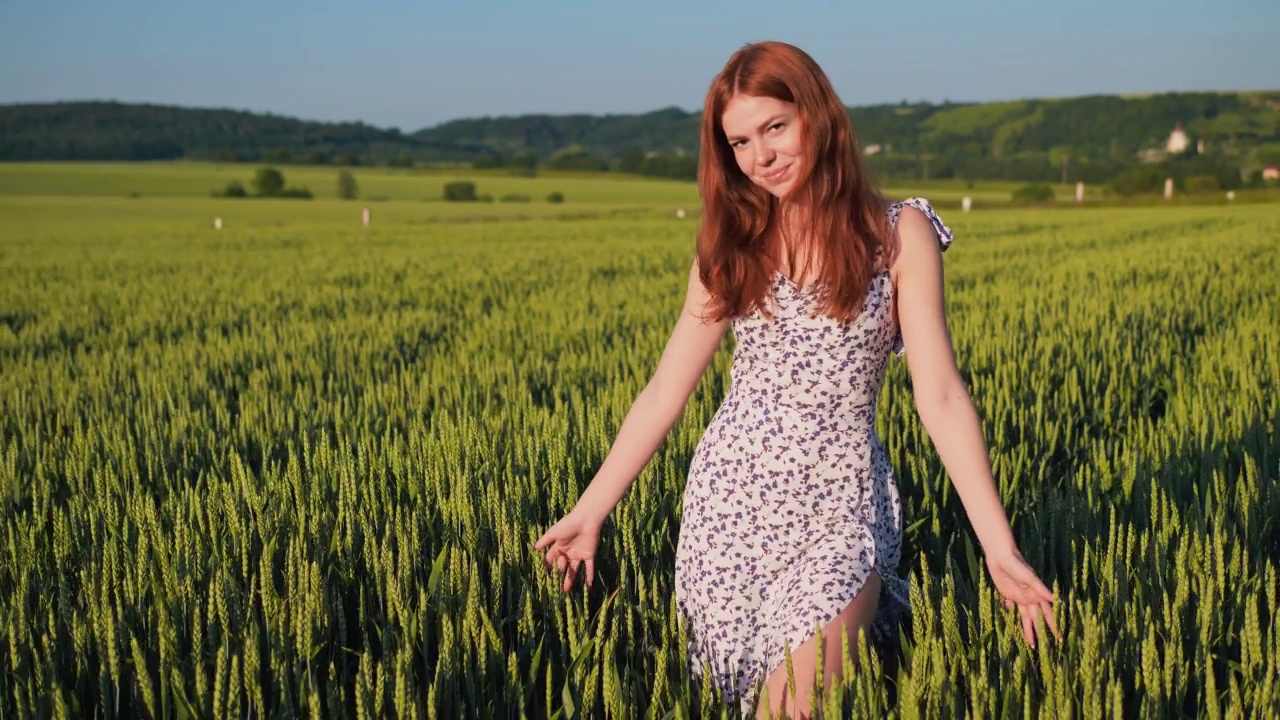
3,92 -> 1279,188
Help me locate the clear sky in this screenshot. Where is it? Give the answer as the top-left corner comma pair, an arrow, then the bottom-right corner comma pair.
2,0 -> 1276,133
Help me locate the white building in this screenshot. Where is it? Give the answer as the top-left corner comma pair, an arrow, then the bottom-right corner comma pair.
1166,122 -> 1189,154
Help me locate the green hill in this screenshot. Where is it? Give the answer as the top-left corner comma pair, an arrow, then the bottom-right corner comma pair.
3,92 -> 1278,188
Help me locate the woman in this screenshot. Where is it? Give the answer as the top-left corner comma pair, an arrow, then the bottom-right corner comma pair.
535,41 -> 1060,718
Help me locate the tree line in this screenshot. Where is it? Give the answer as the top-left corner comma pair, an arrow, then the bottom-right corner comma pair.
2,93 -> 1278,189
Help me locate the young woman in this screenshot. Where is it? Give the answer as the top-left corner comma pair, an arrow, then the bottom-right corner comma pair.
535,40 -> 1060,718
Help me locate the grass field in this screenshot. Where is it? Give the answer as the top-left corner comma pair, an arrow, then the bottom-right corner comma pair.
0,161 -> 1104,206
1,166 -> 1279,718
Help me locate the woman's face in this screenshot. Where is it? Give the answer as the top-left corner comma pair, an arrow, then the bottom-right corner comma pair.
720,93 -> 804,199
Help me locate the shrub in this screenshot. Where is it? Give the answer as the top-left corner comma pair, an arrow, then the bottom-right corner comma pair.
1108,166 -> 1166,197
444,181 -> 478,202
216,180 -> 247,198
1185,175 -> 1220,194
547,191 -> 565,203
1011,183 -> 1056,204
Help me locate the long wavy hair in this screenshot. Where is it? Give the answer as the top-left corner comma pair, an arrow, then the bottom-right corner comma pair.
695,41 -> 891,323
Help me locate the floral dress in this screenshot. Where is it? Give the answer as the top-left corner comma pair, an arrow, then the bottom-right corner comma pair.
673,198 -> 955,712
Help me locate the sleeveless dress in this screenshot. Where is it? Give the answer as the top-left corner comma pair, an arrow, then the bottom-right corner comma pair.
673,197 -> 955,712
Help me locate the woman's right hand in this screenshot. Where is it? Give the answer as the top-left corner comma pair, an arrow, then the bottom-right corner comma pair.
534,509 -> 602,592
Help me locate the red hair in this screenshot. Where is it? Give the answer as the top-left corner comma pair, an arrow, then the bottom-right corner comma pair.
695,41 -> 891,323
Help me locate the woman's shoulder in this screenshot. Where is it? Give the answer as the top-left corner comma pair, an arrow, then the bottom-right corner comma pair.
886,196 -> 955,252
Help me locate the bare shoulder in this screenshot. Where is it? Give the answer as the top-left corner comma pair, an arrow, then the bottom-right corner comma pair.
888,204 -> 946,288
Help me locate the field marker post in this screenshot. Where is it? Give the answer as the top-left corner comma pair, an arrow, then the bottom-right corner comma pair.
961,196 -> 971,212
1076,182 -> 1084,203
362,207 -> 371,227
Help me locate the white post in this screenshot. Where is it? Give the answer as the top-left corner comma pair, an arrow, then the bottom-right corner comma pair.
676,208 -> 685,219
1227,191 -> 1236,202
961,196 -> 972,212
1164,178 -> 1174,200
362,207 -> 371,227
214,217 -> 222,230
1076,181 -> 1084,203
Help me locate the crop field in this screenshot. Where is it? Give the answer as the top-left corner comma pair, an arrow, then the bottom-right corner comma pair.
1,172 -> 1278,718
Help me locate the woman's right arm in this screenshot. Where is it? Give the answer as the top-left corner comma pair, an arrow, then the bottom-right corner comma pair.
572,257 -> 730,524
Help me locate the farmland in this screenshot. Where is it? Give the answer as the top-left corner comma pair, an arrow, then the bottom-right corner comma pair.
1,165 -> 1278,718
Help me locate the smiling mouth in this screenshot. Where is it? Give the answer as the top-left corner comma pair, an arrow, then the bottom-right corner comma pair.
762,165 -> 791,182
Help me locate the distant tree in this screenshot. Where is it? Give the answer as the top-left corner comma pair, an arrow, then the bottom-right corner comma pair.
1257,144 -> 1280,166
471,151 -> 505,169
507,150 -> 538,176
639,153 -> 698,180
263,147 -> 292,164
616,148 -> 645,174
1184,175 -> 1219,194
253,167 -> 286,197
547,191 -> 564,203
303,149 -> 328,165
337,170 -> 359,200
549,144 -> 608,171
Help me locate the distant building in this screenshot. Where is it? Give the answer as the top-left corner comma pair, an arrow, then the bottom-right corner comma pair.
864,144 -> 882,156
1166,122 -> 1189,154
1263,165 -> 1280,181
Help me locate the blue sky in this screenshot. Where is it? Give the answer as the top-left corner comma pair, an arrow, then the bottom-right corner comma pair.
2,0 -> 1276,132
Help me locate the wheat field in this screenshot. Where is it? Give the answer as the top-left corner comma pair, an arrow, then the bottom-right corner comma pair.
1,185 -> 1278,718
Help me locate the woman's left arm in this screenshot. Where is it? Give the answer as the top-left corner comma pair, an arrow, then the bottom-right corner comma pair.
892,205 -> 1015,556
892,205 -> 1061,646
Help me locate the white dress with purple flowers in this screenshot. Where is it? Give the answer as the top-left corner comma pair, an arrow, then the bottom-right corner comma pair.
673,198 -> 955,711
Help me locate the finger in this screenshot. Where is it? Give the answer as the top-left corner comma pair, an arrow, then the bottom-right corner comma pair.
1020,606 -> 1036,647
563,559 -> 577,593
535,530 -> 561,552
557,554 -> 568,575
1040,600 -> 1061,640
586,557 -> 595,589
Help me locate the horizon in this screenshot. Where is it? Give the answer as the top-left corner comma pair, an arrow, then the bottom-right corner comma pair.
3,0 -> 1278,132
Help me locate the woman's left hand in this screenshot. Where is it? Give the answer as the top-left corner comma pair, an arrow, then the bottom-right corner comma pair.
986,545 -> 1062,648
